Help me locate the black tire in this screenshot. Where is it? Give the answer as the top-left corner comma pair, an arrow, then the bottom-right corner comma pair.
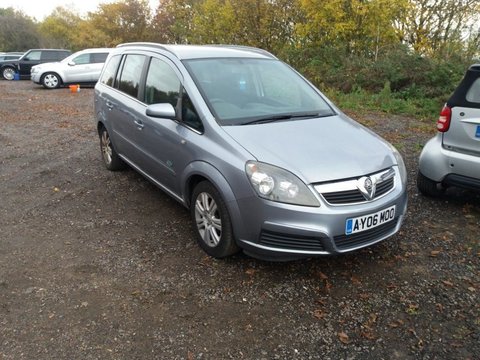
41,72 -> 61,89
191,181 -> 239,258
417,171 -> 445,197
2,66 -> 15,81
99,126 -> 126,171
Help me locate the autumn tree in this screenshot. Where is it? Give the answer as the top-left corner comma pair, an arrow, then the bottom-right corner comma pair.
38,7 -> 82,49
88,0 -> 153,46
151,0 -> 198,43
397,0 -> 480,60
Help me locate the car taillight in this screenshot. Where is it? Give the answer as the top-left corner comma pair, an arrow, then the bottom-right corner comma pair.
436,105 -> 451,132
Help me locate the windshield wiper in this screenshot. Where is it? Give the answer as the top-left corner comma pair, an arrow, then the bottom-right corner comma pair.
241,112 -> 332,125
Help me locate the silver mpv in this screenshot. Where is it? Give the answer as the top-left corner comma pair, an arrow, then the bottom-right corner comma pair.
418,64 -> 480,197
94,43 -> 408,260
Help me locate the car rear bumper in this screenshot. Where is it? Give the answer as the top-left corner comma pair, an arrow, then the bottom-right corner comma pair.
419,134 -> 480,183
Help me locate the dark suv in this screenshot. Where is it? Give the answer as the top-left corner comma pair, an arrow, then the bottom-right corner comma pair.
1,49 -> 71,81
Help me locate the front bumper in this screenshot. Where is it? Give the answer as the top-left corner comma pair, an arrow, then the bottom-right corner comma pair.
31,73 -> 41,84
233,171 -> 408,260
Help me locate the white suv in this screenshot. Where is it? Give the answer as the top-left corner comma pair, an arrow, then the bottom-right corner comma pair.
31,48 -> 111,89
418,64 -> 480,196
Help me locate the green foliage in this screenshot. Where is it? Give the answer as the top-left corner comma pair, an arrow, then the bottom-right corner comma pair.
0,8 -> 40,51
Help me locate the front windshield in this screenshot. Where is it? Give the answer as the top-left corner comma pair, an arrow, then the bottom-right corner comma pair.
184,58 -> 334,125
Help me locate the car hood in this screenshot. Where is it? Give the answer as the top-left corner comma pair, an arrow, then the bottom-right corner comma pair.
222,114 -> 396,183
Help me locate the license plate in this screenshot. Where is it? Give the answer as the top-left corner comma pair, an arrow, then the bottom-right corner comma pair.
345,205 -> 396,235
476,125 -> 480,138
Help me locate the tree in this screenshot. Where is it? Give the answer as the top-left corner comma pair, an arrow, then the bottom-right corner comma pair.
38,7 -> 82,49
88,0 -> 153,46
0,8 -> 40,51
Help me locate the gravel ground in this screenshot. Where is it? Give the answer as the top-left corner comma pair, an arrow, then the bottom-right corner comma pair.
0,80 -> 479,359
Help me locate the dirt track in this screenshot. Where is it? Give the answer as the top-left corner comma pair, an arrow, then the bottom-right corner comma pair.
1,80 -> 479,359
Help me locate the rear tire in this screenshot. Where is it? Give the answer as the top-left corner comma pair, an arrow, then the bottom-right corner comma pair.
191,181 -> 239,258
417,171 -> 445,197
99,126 -> 125,171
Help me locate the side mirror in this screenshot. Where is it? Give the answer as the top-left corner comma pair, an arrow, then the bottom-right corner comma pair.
68,61 -> 75,66
145,103 -> 176,119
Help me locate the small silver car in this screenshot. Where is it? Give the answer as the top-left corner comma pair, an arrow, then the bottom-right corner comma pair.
94,43 -> 407,260
31,48 -> 111,89
418,64 -> 480,196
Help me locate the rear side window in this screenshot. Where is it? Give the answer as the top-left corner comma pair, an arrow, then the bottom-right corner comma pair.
118,54 -> 146,99
466,78 -> 480,103
100,55 -> 121,87
42,51 -> 61,61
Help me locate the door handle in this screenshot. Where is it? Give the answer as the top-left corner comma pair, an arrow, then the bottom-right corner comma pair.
105,101 -> 114,110
134,119 -> 144,130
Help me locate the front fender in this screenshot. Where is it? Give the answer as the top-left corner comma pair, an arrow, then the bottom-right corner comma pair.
181,161 -> 246,241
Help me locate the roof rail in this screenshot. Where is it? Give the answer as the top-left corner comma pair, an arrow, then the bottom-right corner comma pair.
117,42 -> 277,59
116,42 -> 176,56
210,45 -> 277,59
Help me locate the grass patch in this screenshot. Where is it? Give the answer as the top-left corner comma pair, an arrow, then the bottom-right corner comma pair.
324,86 -> 443,119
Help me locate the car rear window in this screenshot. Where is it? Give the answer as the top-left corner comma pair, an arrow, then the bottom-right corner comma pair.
466,78 -> 480,103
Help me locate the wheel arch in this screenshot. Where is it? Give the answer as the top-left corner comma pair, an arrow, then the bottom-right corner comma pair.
181,161 -> 244,239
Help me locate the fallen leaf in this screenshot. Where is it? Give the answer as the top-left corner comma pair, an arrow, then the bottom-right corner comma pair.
245,268 -> 256,276
338,331 -> 350,344
187,351 -> 194,360
313,309 -> 325,319
317,271 -> 328,280
467,287 -> 475,292
350,276 -> 361,285
430,250 -> 441,257
442,280 -> 454,287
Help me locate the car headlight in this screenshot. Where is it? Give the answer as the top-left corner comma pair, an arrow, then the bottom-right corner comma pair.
389,145 -> 407,187
246,161 -> 320,207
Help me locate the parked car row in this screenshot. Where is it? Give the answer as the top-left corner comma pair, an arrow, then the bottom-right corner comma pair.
0,48 -> 111,89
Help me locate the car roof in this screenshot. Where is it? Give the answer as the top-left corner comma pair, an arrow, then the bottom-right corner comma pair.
116,42 -> 277,60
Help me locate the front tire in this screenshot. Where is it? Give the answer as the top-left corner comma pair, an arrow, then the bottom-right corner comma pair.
41,72 -> 61,89
191,181 -> 239,258
2,67 -> 15,81
417,171 -> 445,197
99,126 -> 125,171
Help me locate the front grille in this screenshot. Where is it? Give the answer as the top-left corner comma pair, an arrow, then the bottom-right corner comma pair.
315,168 -> 396,205
259,230 -> 326,251
334,218 -> 398,250
322,189 -> 365,204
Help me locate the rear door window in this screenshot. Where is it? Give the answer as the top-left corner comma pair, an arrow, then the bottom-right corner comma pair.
92,52 -> 109,63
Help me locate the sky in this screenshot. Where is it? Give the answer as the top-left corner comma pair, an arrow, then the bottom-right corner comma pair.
1,0 -> 159,20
